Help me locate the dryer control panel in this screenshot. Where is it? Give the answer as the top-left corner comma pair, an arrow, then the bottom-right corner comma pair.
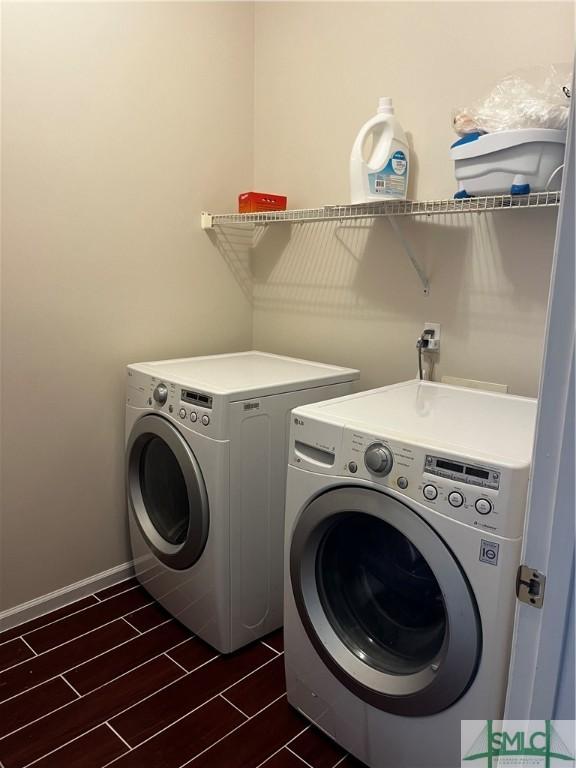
126,368 -> 225,438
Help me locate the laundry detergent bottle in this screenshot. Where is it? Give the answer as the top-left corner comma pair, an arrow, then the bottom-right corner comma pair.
350,97 -> 410,203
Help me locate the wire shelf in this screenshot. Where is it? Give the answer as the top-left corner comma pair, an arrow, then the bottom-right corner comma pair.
201,191 -> 560,229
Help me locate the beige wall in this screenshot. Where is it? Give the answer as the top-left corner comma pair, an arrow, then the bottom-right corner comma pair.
1,3 -> 254,611
1,1 -> 573,613
252,2 -> 573,394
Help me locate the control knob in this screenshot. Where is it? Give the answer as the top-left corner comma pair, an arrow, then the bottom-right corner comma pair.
153,383 -> 168,406
364,443 -> 394,477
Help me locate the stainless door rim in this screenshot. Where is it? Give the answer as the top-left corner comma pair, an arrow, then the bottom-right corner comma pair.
289,486 -> 482,716
127,414 -> 209,570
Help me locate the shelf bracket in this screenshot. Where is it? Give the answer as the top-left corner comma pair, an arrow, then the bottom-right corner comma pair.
387,216 -> 429,296
201,212 -> 214,230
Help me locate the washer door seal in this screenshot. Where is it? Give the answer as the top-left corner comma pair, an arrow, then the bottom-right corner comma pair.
290,486 -> 482,716
127,414 -> 209,570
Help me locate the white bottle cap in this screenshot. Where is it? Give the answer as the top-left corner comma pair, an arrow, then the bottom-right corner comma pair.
378,96 -> 394,115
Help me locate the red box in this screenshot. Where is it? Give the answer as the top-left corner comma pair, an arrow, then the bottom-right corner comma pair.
238,192 -> 287,213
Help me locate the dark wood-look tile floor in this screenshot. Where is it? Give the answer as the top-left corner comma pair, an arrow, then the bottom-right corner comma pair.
0,579 -> 366,768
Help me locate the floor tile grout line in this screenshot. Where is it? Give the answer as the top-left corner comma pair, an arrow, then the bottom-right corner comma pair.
0,600 -> 155,673
0,696 -> 99,744
94,583 -> 139,603
286,729 -> 348,768
182,691 -> 310,768
0,617 -> 132,676
19,637 -> 38,657
0,616 -> 176,707
286,745 -> 316,768
100,656 -> 285,767
18,646 -> 229,768
218,653 -> 281,699
60,674 -> 82,698
332,755 -> 351,767
6,642 -> 280,766
0,585 -> 141,649
106,721 -> 134,752
219,693 -> 250,719
21,723 -> 105,768
283,725 -> 312,749
178,692 -> 290,768
119,654 -> 281,750
0,603 -> 100,650
167,654 -> 192,675
252,725 -> 311,768
14,651 -> 225,764
260,640 -> 282,656
18,644 -> 204,768
31,659 -> 273,768
120,617 -> 142,635
0,604 -> 163,680
0,633 -> 195,737
165,652 -> 220,675
253,745 -> 288,768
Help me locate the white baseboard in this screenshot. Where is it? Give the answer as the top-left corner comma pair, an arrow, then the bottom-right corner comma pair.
0,561 -> 135,633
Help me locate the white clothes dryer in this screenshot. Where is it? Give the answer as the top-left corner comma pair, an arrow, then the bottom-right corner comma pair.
125,351 -> 359,653
284,380 -> 537,768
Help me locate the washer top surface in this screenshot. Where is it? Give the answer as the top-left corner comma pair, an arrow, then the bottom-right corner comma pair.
298,379 -> 537,464
129,351 -> 359,399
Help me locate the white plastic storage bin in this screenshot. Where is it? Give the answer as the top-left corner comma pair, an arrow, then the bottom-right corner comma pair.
450,128 -> 566,198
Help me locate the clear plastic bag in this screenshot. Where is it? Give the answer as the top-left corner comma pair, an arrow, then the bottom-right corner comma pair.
453,64 -> 572,135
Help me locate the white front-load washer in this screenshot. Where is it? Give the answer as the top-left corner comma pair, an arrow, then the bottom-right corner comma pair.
125,351 -> 359,653
284,380 -> 537,768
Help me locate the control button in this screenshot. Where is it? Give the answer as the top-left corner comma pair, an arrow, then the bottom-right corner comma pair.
448,491 -> 464,508
475,498 -> 492,515
148,398 -> 153,406
168,405 -> 174,413
348,461 -> 358,473
178,408 -> 187,419
201,414 -> 210,426
190,411 -> 198,423
423,484 -> 438,500
153,383 -> 168,406
364,443 -> 394,477
397,477 -> 409,490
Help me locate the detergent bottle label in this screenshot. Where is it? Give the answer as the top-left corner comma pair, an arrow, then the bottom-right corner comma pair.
368,150 -> 408,197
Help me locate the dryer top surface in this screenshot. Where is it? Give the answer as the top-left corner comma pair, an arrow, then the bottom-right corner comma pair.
128,351 -> 359,399
296,379 -> 537,464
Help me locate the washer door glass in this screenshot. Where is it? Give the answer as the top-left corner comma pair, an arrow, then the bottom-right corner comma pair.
317,514 -> 446,676
127,414 -> 209,570
290,487 -> 481,716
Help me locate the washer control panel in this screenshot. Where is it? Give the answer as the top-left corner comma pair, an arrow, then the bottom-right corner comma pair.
289,412 -> 530,539
336,428 -> 527,538
424,454 -> 500,490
